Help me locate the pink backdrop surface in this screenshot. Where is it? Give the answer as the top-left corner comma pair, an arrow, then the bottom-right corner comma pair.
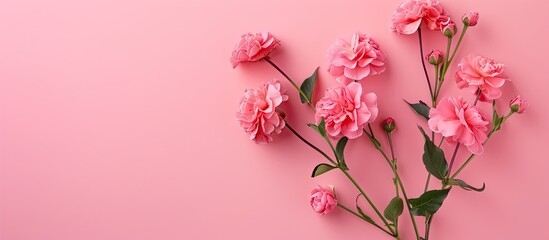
1,0 -> 548,239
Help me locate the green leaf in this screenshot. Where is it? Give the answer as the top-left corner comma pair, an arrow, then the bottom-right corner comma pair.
311,163 -> 336,177
335,137 -> 349,170
300,67 -> 319,104
491,100 -> 503,131
307,118 -> 326,137
368,135 -> 382,150
307,123 -> 320,134
357,206 -> 376,225
418,126 -> 448,180
447,179 -> 486,192
405,100 -> 431,120
384,197 -> 404,223
409,188 -> 451,216
318,118 -> 326,136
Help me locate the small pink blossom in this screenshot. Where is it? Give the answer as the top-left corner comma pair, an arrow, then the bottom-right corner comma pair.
236,80 -> 288,144
315,82 -> 378,139
426,50 -> 444,65
383,117 -> 396,133
230,32 -> 280,68
441,19 -> 457,37
428,97 -> 489,154
327,32 -> 386,84
391,0 -> 449,35
462,12 -> 479,26
455,54 -> 508,101
310,185 -> 337,215
509,95 -> 528,113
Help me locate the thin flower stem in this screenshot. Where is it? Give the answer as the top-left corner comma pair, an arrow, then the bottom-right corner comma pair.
394,166 -> 421,240
438,137 -> 445,148
368,123 -> 376,139
451,122 -> 508,179
448,25 -> 469,64
264,58 -> 316,110
423,173 -> 431,192
284,121 -> 336,165
434,37 -> 453,100
446,143 -> 461,177
436,26 -> 469,99
387,133 -> 399,198
425,215 -> 434,240
286,121 -> 395,236
337,203 -> 395,237
474,88 -> 481,105
418,29 -> 434,101
433,65 -> 440,107
339,168 -> 396,236
364,130 -> 421,240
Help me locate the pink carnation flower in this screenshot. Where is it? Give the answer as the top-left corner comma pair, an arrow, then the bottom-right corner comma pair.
455,54 -> 508,101
428,97 -> 489,154
509,95 -> 528,114
230,32 -> 280,68
236,80 -> 288,144
327,32 -> 386,84
310,185 -> 337,216
391,0 -> 449,35
315,82 -> 378,139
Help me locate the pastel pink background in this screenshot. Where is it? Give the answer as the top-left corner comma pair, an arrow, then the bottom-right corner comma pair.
1,0 -> 548,239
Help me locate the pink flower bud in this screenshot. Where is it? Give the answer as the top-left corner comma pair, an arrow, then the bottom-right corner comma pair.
441,19 -> 457,37
310,185 -> 337,215
382,118 -> 396,133
509,95 -> 528,114
426,50 -> 444,65
462,12 -> 479,26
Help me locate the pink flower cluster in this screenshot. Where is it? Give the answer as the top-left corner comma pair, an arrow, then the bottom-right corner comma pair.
391,0 -> 449,35
327,32 -> 386,84
428,97 -> 489,154
455,54 -> 508,101
230,32 -> 280,68
315,82 -> 378,139
236,80 -> 288,144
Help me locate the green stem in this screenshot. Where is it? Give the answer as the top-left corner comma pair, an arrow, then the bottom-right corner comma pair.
425,215 -> 434,240
474,88 -> 481,105
285,121 -> 395,236
337,203 -> 395,237
387,133 -> 399,198
438,137 -> 445,148
446,143 -> 461,178
284,121 -> 336,165
434,37 -> 452,100
433,64 -> 440,106
448,25 -> 469,64
368,123 -> 376,139
451,112 -> 513,179
394,167 -> 421,240
364,131 -> 421,240
418,29 -> 434,101
339,168 -> 396,236
264,58 -> 316,110
423,173 -> 431,192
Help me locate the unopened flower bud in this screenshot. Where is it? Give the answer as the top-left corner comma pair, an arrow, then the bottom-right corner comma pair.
383,117 -> 396,133
509,95 -> 528,113
462,12 -> 479,26
441,20 -> 457,37
426,50 -> 444,65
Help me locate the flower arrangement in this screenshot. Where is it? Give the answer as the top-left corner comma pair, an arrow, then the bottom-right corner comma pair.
230,0 -> 527,239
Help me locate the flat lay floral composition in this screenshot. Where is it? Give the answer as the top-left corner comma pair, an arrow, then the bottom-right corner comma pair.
231,0 -> 527,239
